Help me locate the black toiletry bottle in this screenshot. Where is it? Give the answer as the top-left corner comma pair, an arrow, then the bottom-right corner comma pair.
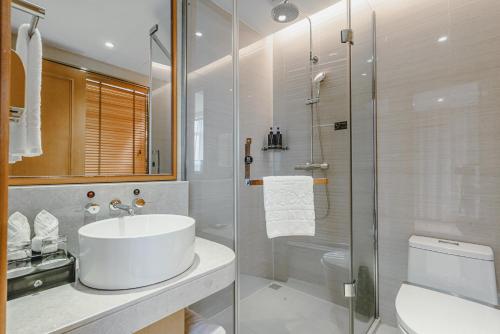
268,127 -> 274,148
276,127 -> 283,149
272,127 -> 279,148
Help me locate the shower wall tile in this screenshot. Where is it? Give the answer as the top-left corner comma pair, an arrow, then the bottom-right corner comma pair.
8,181 -> 188,255
373,0 -> 500,325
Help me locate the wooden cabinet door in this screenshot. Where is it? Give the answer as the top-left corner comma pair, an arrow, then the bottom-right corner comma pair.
10,60 -> 86,176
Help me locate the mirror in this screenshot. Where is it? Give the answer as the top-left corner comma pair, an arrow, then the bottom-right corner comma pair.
9,0 -> 176,184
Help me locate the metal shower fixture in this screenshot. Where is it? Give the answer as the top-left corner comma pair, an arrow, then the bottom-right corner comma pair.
271,0 -> 300,23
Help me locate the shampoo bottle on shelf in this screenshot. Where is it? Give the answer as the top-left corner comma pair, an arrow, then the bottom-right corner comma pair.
276,127 -> 283,149
268,127 -> 274,148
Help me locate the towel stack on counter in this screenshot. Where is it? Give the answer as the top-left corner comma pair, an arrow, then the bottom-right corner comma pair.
185,309 -> 226,334
7,210 -> 59,261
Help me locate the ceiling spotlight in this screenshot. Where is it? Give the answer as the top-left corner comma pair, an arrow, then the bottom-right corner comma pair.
278,15 -> 287,22
437,36 -> 448,43
105,41 -> 115,49
195,31 -> 203,37
437,97 -> 444,102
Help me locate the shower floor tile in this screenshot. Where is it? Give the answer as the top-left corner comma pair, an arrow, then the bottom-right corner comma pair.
239,281 -> 349,334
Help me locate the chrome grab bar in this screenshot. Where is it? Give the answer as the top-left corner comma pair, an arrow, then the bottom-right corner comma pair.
294,162 -> 329,171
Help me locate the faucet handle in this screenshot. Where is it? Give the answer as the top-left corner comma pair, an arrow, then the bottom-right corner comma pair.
109,199 -> 122,211
85,202 -> 100,215
133,198 -> 146,208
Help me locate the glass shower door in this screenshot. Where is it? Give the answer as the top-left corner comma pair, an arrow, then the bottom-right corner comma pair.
350,0 -> 377,333
236,0 -> 353,333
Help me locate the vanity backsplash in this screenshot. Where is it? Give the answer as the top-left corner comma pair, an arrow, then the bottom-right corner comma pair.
8,181 -> 189,255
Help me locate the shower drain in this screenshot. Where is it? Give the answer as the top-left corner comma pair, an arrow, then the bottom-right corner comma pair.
268,283 -> 283,290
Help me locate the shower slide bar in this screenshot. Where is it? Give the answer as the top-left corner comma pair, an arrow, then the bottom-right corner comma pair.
244,137 -> 328,186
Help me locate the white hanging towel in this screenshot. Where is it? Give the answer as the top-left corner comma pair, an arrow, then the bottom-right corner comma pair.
10,24 -> 43,163
263,176 -> 315,239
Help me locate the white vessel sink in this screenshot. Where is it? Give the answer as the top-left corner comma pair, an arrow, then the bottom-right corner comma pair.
78,214 -> 195,290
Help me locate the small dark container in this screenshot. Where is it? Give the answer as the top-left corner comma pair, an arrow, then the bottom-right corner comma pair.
7,252 -> 76,301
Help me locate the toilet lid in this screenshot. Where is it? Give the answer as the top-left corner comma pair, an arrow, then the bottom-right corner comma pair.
396,283 -> 500,334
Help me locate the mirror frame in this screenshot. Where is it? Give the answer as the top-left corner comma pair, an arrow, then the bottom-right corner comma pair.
9,0 -> 178,185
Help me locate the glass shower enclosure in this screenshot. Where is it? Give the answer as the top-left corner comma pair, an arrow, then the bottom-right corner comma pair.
184,1 -> 377,333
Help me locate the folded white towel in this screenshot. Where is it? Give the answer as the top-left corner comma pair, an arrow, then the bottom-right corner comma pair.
263,176 -> 315,238
34,210 -> 58,237
185,309 -> 226,334
8,212 -> 31,260
10,24 -> 43,164
8,212 -> 31,243
32,210 -> 58,252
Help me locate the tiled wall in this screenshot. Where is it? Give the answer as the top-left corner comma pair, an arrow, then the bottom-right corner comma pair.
373,0 -> 500,325
8,181 -> 188,255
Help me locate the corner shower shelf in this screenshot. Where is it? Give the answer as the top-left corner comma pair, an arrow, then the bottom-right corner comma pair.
262,145 -> 288,151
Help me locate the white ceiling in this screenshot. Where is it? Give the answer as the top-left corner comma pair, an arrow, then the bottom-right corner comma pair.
11,0 -> 338,76
11,0 -> 171,76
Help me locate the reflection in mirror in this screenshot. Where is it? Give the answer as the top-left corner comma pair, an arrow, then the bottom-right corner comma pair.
9,0 -> 174,180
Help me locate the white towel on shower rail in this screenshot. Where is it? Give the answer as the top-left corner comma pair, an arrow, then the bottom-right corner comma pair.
10,24 -> 43,163
263,176 -> 315,239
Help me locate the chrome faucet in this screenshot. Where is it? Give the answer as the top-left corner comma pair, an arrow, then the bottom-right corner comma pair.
110,199 -> 135,215
109,198 -> 146,216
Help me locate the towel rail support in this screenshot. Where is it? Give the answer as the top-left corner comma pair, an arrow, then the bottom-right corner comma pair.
247,178 -> 329,186
11,0 -> 46,38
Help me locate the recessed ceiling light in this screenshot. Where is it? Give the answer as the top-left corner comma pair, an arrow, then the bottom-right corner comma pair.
362,73 -> 367,76
195,31 -> 203,37
437,97 -> 444,102
278,15 -> 287,22
105,41 -> 115,49
437,36 -> 448,43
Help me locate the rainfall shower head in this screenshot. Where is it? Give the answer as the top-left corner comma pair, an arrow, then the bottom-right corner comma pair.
271,0 -> 299,23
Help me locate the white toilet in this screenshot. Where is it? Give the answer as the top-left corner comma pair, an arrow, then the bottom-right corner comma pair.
321,248 -> 349,306
396,235 -> 500,334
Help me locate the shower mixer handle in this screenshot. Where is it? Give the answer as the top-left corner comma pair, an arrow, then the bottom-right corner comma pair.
306,97 -> 320,105
294,162 -> 329,171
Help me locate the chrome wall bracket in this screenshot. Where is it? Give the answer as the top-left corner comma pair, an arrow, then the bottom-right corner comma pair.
341,29 -> 353,44
344,280 -> 357,298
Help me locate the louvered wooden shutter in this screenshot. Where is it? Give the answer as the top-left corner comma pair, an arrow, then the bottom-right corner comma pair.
85,78 -> 148,175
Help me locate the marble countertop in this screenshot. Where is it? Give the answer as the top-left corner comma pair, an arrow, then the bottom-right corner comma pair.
7,238 -> 235,334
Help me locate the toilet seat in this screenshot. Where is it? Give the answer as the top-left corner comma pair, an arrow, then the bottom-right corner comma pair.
396,283 -> 500,334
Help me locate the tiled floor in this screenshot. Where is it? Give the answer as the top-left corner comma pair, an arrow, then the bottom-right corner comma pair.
238,281 -> 350,334
209,275 -> 383,334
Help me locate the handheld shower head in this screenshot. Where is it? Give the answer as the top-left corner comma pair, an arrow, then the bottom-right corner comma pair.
271,0 -> 299,23
313,72 -> 327,100
313,72 -> 327,84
